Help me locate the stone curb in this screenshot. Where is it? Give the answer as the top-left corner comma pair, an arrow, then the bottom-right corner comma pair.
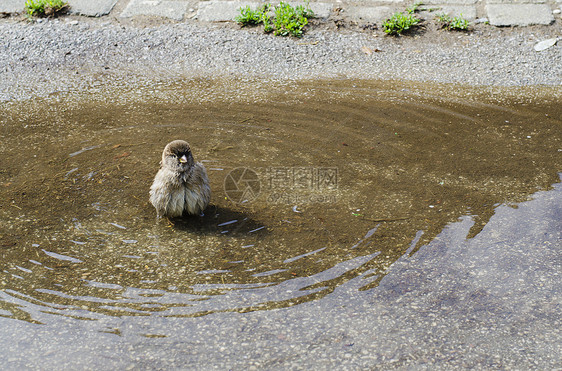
420,5 -> 477,21
486,4 -> 555,26
68,0 -> 119,17
341,6 -> 394,23
198,1 -> 332,22
0,0 -> 560,26
121,0 -> 190,21
1,0 -> 118,17
1,0 -> 23,13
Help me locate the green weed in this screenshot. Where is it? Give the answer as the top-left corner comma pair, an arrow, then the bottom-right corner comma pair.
449,15 -> 469,30
436,13 -> 449,23
383,12 -> 421,35
436,13 -> 469,30
261,4 -> 274,33
235,4 -> 270,27
235,2 -> 314,37
25,0 -> 68,17
406,1 -> 422,14
274,2 -> 313,37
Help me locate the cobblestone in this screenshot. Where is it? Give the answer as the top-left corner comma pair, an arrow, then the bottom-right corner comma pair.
1,0 -> 559,27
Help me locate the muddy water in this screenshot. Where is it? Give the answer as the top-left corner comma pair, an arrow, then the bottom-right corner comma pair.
0,79 -> 560,323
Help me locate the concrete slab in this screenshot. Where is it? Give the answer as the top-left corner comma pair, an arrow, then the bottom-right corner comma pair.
344,6 -> 394,23
487,0 -> 546,3
0,0 -> 117,16
423,5 -> 477,20
121,0 -> 190,21
198,1 -> 260,22
67,0 -> 119,17
486,4 -> 554,26
197,1 -> 332,22
290,2 -> 332,19
421,0 -> 477,5
0,0 -> 23,14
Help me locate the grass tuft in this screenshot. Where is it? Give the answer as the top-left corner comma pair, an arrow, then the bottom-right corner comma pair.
25,0 -> 69,17
406,1 -> 423,14
235,1 -> 314,38
436,13 -> 469,31
383,12 -> 421,35
235,4 -> 269,27
382,2 -> 422,35
273,2 -> 314,37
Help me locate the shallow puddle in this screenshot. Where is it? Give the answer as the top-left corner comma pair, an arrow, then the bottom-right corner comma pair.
0,79 -> 560,323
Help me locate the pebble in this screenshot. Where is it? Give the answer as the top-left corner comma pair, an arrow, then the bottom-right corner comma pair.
534,38 -> 559,52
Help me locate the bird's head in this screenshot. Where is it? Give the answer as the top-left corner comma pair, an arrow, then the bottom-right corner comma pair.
162,140 -> 195,172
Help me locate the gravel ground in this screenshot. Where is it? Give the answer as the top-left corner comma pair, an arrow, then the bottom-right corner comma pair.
1,16 -> 561,102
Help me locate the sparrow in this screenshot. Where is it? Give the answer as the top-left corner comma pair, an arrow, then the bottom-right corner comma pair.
149,140 -> 211,218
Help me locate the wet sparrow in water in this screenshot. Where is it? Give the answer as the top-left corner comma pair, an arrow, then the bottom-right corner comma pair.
149,140 -> 211,218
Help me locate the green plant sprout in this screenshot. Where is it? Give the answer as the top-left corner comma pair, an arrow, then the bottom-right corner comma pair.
273,2 -> 313,37
436,13 -> 469,30
235,4 -> 271,27
449,14 -> 469,30
383,12 -> 421,35
235,1 -> 314,38
406,1 -> 423,14
25,0 -> 68,17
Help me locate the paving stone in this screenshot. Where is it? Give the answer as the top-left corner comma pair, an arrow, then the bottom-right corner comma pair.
197,1 -> 332,22
486,4 -> 554,26
68,0 -> 119,17
291,2 -> 333,18
0,0 -> 118,16
0,0 -> 23,13
2,0 -> 560,29
344,6 -> 394,23
121,0 -> 190,20
198,1 -> 260,21
422,5 -> 477,20
421,0 -> 477,5
487,0 -> 546,3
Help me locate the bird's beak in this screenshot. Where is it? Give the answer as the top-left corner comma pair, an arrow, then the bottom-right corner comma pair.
179,155 -> 188,164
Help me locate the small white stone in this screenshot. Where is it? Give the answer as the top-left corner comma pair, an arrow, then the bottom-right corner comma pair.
534,38 -> 559,52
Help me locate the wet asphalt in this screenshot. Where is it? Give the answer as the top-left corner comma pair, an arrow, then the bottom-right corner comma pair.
1,179 -> 560,369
